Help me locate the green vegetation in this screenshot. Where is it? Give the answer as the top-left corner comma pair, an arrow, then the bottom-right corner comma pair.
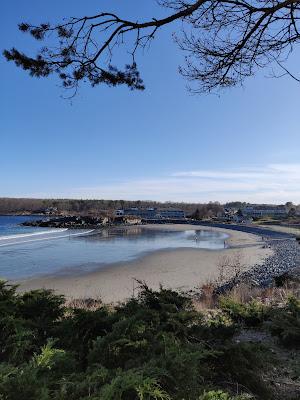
219,297 -> 269,327
199,391 -> 253,399
0,281 -> 299,399
269,297 -> 300,347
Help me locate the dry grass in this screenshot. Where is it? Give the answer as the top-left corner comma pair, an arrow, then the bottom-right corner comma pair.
65,296 -> 103,311
216,252 -> 248,285
193,252 -> 300,310
193,281 -> 217,310
193,278 -> 300,311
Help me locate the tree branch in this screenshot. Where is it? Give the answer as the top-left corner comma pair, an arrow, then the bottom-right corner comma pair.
4,0 -> 300,94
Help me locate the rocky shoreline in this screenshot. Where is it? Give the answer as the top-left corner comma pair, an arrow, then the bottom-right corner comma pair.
21,215 -> 108,229
217,239 -> 300,293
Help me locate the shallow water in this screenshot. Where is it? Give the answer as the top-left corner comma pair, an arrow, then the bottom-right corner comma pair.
0,217 -> 228,280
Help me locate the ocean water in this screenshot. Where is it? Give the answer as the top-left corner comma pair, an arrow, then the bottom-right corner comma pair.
0,216 -> 228,280
0,215 -> 48,237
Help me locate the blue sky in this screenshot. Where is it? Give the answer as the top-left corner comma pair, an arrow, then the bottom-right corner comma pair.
1,0 -> 300,204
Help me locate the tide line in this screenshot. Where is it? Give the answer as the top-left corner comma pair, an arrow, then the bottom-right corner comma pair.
0,230 -> 95,247
0,229 -> 68,241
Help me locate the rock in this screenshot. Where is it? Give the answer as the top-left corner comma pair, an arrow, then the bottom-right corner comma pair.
215,238 -> 300,293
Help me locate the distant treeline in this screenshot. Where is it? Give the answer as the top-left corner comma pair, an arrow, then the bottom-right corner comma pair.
0,197 -> 224,218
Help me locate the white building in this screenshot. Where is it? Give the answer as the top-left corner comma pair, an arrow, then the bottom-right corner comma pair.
158,209 -> 185,219
114,208 -> 185,220
242,207 -> 287,218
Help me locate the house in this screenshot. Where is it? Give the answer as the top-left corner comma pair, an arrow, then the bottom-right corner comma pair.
116,207 -> 157,219
241,206 -> 287,218
114,207 -> 185,220
157,209 -> 185,219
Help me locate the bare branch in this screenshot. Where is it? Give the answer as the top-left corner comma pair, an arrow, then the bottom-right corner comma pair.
4,0 -> 300,94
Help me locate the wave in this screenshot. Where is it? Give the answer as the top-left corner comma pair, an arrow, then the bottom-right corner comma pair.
0,229 -> 95,247
0,229 -> 68,241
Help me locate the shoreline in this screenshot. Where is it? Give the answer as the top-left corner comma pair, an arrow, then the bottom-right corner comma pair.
15,224 -> 273,303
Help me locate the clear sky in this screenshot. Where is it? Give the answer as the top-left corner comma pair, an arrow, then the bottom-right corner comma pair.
1,1 -> 300,204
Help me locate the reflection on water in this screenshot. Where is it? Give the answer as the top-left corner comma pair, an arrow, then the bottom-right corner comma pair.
81,227 -> 145,240
0,227 -> 228,280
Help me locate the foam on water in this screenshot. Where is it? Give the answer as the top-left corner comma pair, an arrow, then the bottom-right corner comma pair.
0,229 -> 95,247
0,229 -> 68,241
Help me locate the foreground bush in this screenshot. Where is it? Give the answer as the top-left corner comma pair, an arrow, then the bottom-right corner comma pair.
199,391 -> 253,400
269,296 -> 300,347
0,280 -> 296,399
219,297 -> 269,327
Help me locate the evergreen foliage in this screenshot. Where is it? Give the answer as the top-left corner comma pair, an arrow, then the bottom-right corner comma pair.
0,281 -> 297,399
269,297 -> 300,347
219,297 -> 269,327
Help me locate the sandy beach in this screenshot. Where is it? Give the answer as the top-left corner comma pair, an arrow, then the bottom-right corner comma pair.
15,224 -> 272,303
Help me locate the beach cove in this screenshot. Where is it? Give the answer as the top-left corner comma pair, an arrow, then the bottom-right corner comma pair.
16,224 -> 272,303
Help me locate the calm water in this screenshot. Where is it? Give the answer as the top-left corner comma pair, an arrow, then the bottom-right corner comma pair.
0,216 -> 228,280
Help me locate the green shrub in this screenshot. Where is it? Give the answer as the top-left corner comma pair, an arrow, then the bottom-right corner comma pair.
1,320 -> 35,364
216,342 -> 272,399
0,363 -> 49,400
199,311 -> 238,341
18,289 -> 65,339
100,370 -> 171,400
219,297 -> 268,327
0,280 -> 19,316
0,286 -> 67,364
33,340 -> 76,376
56,306 -> 114,366
269,296 -> 300,347
0,281 -> 289,399
53,367 -> 111,400
0,281 -> 38,364
199,391 -> 253,399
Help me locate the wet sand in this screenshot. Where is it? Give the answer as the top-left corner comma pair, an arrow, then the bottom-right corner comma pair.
16,224 -> 272,303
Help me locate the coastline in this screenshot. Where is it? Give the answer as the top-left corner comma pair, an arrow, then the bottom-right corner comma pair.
15,224 -> 272,303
